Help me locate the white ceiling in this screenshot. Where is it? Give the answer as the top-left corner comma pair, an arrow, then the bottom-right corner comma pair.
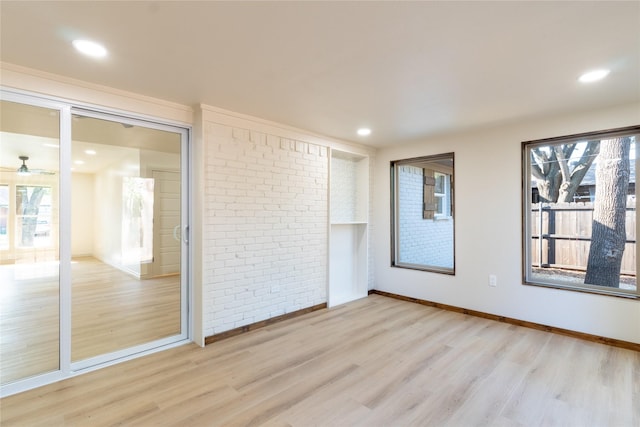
1,1 -> 638,147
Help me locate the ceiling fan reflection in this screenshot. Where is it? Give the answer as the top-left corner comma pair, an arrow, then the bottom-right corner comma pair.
16,156 -> 56,176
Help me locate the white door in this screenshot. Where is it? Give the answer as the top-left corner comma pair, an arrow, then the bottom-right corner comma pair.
152,170 -> 181,277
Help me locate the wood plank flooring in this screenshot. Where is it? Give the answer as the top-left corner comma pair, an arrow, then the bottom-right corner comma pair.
1,294 -> 639,426
70,257 -> 181,361
0,257 -> 181,384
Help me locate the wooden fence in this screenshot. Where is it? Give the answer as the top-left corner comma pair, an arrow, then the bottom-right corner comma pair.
531,201 -> 636,275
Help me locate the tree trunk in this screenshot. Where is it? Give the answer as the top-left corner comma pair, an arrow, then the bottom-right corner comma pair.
584,137 -> 630,287
531,148 -> 562,202
536,173 -> 561,203
18,186 -> 46,247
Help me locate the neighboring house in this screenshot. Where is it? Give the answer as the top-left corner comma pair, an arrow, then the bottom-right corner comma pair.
574,160 -> 636,202
397,165 -> 454,269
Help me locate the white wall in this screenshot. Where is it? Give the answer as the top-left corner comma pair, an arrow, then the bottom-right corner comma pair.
71,173 -> 94,257
0,63 -> 193,125
373,102 -> 640,344
140,150 -> 181,176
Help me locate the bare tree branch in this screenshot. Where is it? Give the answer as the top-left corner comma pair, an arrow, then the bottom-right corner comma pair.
569,140 -> 600,181
554,145 -> 571,183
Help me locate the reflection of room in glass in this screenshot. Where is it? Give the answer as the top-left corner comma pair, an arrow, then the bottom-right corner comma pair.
0,185 -> 8,249
16,185 -> 52,248
121,177 -> 154,264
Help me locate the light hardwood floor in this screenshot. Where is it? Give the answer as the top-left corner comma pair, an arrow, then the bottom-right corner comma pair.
0,257 -> 181,384
1,294 -> 639,426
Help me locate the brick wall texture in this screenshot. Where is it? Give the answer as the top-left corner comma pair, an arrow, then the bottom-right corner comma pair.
330,156 -> 368,223
330,154 -> 374,294
398,165 -> 454,269
203,122 -> 329,336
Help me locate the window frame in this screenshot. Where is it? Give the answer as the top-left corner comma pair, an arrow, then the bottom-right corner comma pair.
391,152 -> 455,275
522,125 -> 639,299
433,172 -> 452,218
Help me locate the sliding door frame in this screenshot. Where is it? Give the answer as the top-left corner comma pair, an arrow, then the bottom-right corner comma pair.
68,107 -> 191,371
0,90 -> 71,395
0,88 -> 192,397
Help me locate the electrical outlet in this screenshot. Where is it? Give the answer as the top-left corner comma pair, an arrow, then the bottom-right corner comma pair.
489,274 -> 497,287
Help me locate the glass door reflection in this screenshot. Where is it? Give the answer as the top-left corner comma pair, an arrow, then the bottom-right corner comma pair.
0,100 -> 60,385
70,114 -> 183,363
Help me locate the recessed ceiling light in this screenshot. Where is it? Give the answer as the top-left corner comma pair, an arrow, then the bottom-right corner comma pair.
578,69 -> 610,83
74,160 -> 85,165
85,149 -> 97,155
357,128 -> 372,136
72,39 -> 107,58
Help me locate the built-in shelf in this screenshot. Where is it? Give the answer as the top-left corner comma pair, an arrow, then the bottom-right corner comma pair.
328,149 -> 369,307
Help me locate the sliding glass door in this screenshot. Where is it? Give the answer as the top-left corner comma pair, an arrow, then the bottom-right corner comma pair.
0,93 -> 189,394
70,112 -> 187,368
0,100 -> 61,385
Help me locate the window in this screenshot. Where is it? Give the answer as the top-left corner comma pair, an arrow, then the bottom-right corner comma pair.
15,185 -> 52,248
391,153 -> 455,274
523,126 -> 638,298
434,172 -> 451,217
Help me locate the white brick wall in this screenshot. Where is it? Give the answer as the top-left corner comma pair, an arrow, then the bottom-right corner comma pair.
330,154 -> 375,289
398,165 -> 454,268
202,122 -> 329,335
330,156 -> 357,222
330,156 -> 369,223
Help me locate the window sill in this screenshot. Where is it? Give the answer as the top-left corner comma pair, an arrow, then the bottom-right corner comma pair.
522,279 -> 639,300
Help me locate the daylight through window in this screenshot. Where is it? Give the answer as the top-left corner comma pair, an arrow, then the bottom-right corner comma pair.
523,126 -> 639,297
391,153 -> 455,274
16,185 -> 52,248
